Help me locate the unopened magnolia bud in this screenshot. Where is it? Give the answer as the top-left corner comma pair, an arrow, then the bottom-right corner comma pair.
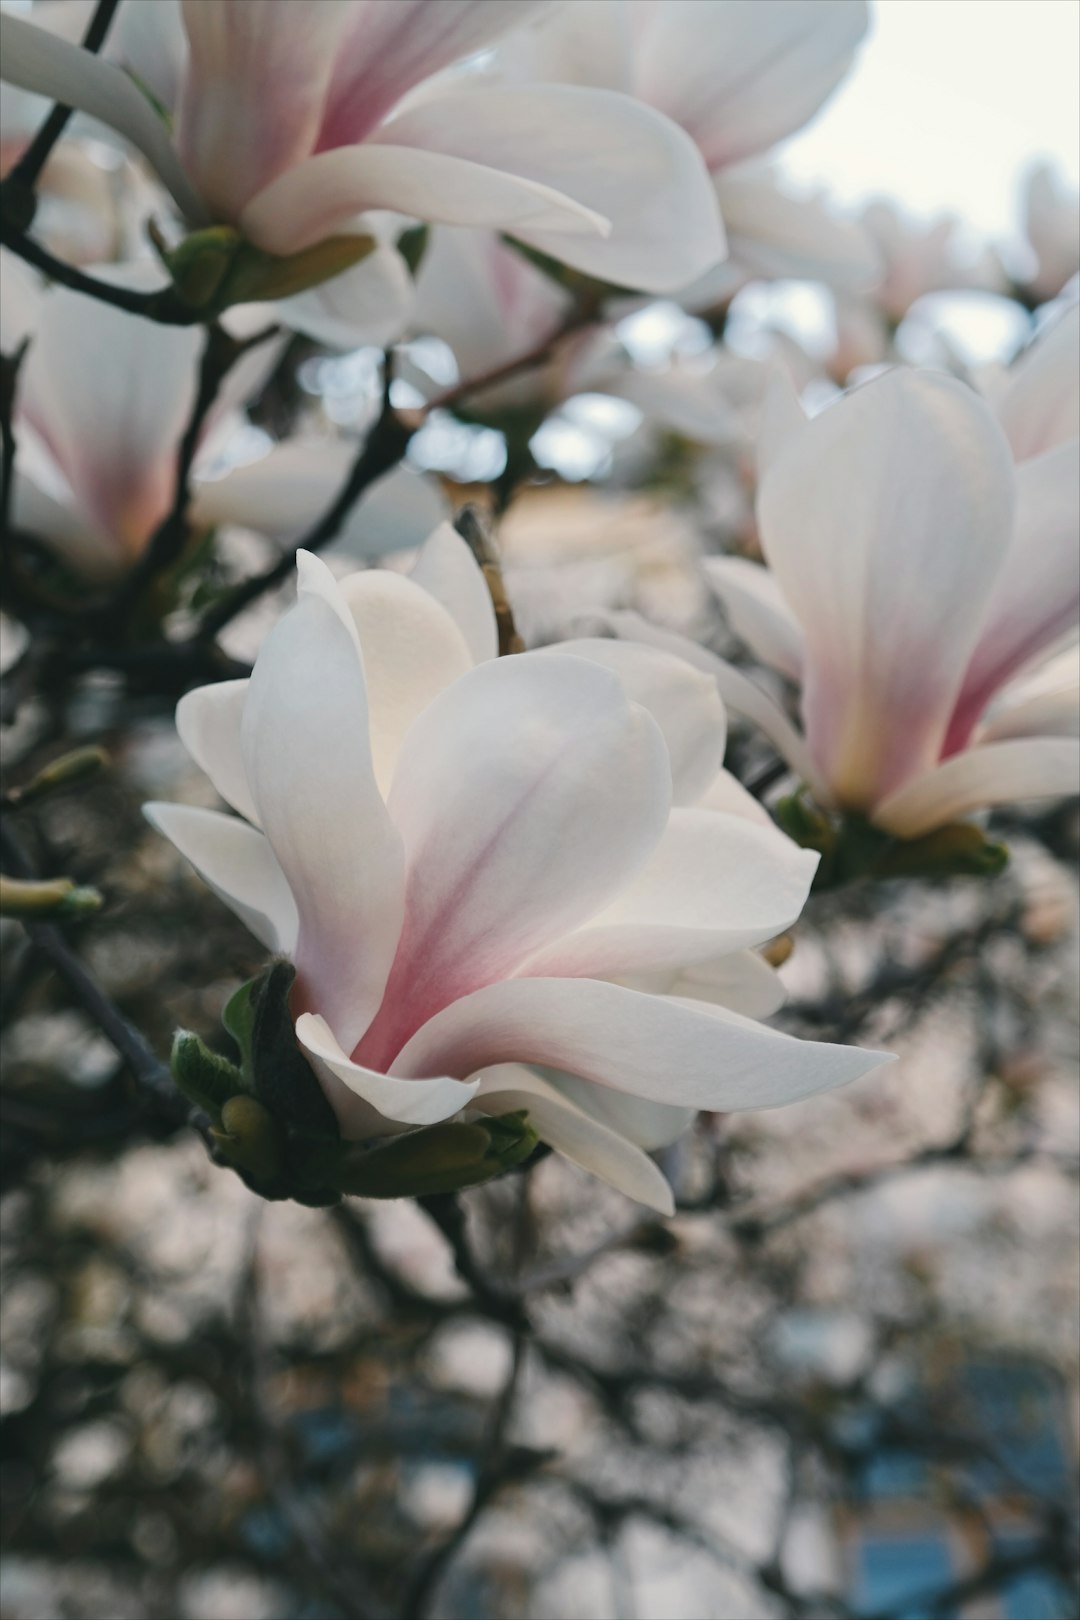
4,747 -> 108,809
337,1111 -> 538,1199
0,875 -> 102,919
162,225 -> 376,314
874,822 -> 1009,880
211,1095 -> 283,1182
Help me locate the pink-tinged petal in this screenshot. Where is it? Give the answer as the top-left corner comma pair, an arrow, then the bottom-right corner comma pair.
979,647 -> 1080,744
715,167 -> 881,291
945,441 -> 1080,751
0,10 -> 205,222
143,803 -> 297,953
277,244 -> 414,350
522,807 -> 817,979
758,370 -> 1016,809
472,1065 -> 675,1214
193,442 -> 448,560
756,364 -> 808,482
241,552 -> 405,1052
316,0 -> 555,149
538,638 -> 727,805
175,680 -> 258,826
353,653 -> 670,1069
297,1013 -> 477,1139
9,469 -> 119,580
16,264 -> 202,560
336,570 -> 473,796
392,977 -> 894,1111
600,609 -> 831,803
176,0 -> 345,220
635,0 -> 868,172
873,739 -> 1080,839
376,85 -> 725,293
408,523 -> 498,665
694,767 -> 777,827
239,139 -> 608,259
704,556 -> 805,681
992,304 -> 1079,463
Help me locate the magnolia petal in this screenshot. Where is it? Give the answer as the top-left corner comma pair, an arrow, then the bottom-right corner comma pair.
408,522 -> 499,664
757,363 -> 808,482
9,470 -> 120,580
175,680 -> 258,825
336,570 -> 474,796
538,638 -> 727,805
523,807 -> 817,978
874,738 -> 1080,839
540,1072 -> 695,1156
176,0 -> 345,220
17,265 -> 202,559
704,555 -> 805,681
143,802 -> 297,953
240,139 -> 608,259
636,0 -> 868,172
193,442 -> 448,560
694,767 -> 777,827
276,243 -> 414,350
353,654 -> 670,1067
472,1065 -> 675,1214
241,551 -> 405,1052
716,167 -> 881,291
297,1012 -> 477,1139
0,10 -> 205,222
946,441 -> 1080,748
758,369 -> 1016,808
670,949 -> 787,1018
992,303 -> 1080,462
393,977 -> 894,1111
599,608 -> 831,803
979,647 -> 1080,743
318,0 -> 554,149
380,84 -> 724,293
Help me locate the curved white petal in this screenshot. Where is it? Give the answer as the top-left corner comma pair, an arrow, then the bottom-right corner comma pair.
193,442 -> 449,561
538,638 -> 727,805
176,0 -> 345,220
276,243 -> 415,350
240,137 -> 608,259
694,767 -> 777,827
408,521 -> 498,664
336,569 -> 473,796
669,949 -> 787,1019
9,469 -> 120,579
523,807 -> 817,979
757,363 -> 809,482
353,653 -> 671,1069
716,167 -> 881,291
241,551 -> 405,1052
175,680 -> 258,825
392,977 -> 894,1111
873,738 -> 1080,839
0,10 -> 205,221
992,303 -> 1080,462
472,1065 -> 675,1214
946,441 -> 1080,747
143,802 -> 297,953
636,0 -> 868,173
297,1012 -> 477,1138
540,1071 -> 695,1156
979,647 -> 1080,743
704,556 -> 805,681
599,608 -> 831,803
758,369 -> 1016,808
389,85 -> 724,293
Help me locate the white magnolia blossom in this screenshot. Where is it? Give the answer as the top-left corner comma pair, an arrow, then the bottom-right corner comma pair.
0,252 -> 442,576
1021,162 -> 1080,305
494,0 -> 879,296
694,314 -> 1080,836
145,526 -> 891,1213
0,0 -> 725,297
856,199 -> 1005,325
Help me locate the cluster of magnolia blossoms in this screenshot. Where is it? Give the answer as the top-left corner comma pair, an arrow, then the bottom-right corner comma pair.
146,525 -> 891,1212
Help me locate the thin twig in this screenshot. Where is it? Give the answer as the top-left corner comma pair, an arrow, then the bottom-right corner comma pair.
0,220 -> 199,325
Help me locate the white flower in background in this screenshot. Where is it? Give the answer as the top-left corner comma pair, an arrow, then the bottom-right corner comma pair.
145,525 -> 891,1213
857,199 -> 1005,324
494,0 -> 879,296
1021,162 -> 1080,305
700,317 -> 1080,837
0,251 -> 441,577
0,0 -> 725,297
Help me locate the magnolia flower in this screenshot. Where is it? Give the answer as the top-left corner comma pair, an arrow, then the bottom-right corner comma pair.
495,0 -> 878,295
145,526 -> 890,1212
1,0 -> 725,296
857,199 -> 1005,324
1021,162 -> 1080,304
1,252 -> 441,577
698,322 -> 1080,837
